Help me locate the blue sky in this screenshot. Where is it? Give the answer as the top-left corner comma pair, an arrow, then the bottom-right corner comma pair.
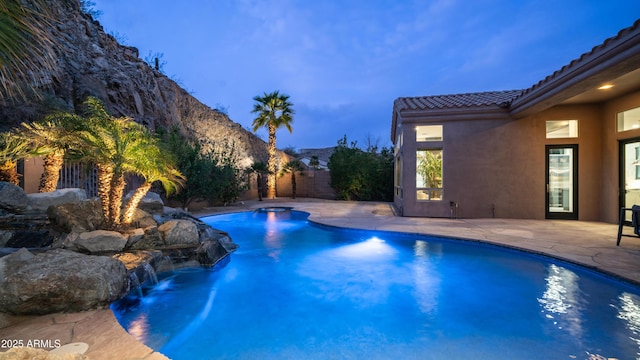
91,0 -> 640,150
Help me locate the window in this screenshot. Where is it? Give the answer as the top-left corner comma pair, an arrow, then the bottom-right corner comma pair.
546,120 -> 578,138
416,149 -> 442,201
416,125 -> 443,142
617,107 -> 640,132
395,156 -> 402,198
394,132 -> 403,154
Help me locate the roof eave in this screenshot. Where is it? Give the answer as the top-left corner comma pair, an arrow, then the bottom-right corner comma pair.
396,105 -> 512,123
510,20 -> 640,118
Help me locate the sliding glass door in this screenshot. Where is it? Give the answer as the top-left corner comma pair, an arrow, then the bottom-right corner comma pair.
620,139 -> 640,221
546,145 -> 578,220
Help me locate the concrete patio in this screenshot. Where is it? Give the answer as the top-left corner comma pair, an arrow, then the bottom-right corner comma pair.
1,199 -> 640,359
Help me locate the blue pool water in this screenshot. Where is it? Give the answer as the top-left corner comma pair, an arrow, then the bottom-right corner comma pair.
113,210 -> 640,359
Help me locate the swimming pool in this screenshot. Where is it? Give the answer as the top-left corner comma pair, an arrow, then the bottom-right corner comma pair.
113,210 -> 640,359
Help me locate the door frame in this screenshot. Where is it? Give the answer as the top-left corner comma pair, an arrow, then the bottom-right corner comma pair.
619,137 -> 640,213
545,144 -> 578,220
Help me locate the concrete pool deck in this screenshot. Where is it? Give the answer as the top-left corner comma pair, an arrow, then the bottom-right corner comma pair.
1,198 -> 640,359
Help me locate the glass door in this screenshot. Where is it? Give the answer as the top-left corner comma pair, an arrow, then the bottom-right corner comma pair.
620,139 -> 640,221
546,145 -> 578,220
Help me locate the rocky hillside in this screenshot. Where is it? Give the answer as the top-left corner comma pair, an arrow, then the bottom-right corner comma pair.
0,0 -> 272,167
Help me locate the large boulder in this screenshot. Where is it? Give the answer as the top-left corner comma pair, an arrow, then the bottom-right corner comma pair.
196,239 -> 230,266
64,230 -> 128,254
47,199 -> 104,232
126,226 -> 164,250
27,188 -> 87,212
158,220 -> 199,246
0,182 -> 27,213
0,248 -> 128,315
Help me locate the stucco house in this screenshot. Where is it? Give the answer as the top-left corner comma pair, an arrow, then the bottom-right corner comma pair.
391,19 -> 640,223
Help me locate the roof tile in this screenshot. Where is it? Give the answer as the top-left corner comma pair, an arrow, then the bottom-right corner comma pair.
395,90 -> 523,112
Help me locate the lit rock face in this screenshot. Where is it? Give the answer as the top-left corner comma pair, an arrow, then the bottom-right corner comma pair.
0,0 -> 277,167
26,188 -> 87,212
0,248 -> 128,315
158,220 -> 199,246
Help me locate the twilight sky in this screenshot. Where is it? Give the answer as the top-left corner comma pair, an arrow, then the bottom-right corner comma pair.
91,0 -> 640,150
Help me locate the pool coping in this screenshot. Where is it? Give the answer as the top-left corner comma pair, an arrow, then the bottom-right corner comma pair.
2,198 -> 640,359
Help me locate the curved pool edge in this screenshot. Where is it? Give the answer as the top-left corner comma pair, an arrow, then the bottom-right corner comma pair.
195,200 -> 640,287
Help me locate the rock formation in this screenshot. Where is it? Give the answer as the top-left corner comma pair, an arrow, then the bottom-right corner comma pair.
0,248 -> 129,315
0,0 -> 276,167
0,183 -> 236,315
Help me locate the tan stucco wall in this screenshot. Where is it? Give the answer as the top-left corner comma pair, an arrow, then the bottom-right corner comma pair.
395,103 -> 606,220
21,157 -> 44,194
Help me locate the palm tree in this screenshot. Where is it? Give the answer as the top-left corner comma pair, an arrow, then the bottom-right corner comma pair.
121,142 -> 184,224
251,90 -> 294,199
70,97 -> 183,228
72,97 -> 184,227
0,131 -> 32,185
280,160 -> 305,199
250,161 -> 268,201
0,0 -> 59,103
20,112 -> 82,192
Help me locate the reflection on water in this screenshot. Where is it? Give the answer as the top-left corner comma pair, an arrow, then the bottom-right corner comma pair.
412,240 -> 440,315
616,292 -> 640,358
264,211 -> 283,260
538,264 -> 584,338
128,314 -> 150,342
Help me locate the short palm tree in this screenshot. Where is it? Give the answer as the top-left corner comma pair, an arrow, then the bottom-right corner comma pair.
0,131 -> 32,185
20,112 -> 82,192
0,0 -> 58,102
251,90 -> 294,199
71,97 -> 184,228
121,143 -> 184,224
250,161 -> 268,201
280,160 -> 305,199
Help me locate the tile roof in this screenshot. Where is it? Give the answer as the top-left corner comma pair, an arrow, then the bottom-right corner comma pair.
394,90 -> 523,112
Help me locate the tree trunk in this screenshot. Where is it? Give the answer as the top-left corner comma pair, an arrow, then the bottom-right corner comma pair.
266,124 -> 277,199
291,172 -> 296,199
38,151 -> 64,192
0,160 -> 19,185
108,173 -> 126,227
257,173 -> 263,201
122,182 -> 152,224
96,164 -> 113,226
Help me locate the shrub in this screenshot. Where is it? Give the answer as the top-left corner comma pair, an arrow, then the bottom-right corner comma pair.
328,136 -> 393,201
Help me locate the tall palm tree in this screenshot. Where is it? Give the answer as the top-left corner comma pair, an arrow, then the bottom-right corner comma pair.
20,112 -> 82,192
250,161 -> 268,201
0,0 -> 59,103
251,90 -> 294,199
0,131 -> 32,185
280,160 -> 305,199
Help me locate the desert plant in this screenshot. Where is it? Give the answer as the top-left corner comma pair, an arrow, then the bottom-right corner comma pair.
161,127 -> 247,209
250,161 -> 268,201
251,90 -> 294,199
70,97 -> 183,227
280,160 -> 305,199
0,131 -> 32,184
20,112 -> 83,192
328,135 -> 393,201
0,0 -> 58,102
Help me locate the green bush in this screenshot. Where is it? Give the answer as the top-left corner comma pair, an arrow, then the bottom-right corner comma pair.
159,127 -> 248,208
328,136 -> 393,201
